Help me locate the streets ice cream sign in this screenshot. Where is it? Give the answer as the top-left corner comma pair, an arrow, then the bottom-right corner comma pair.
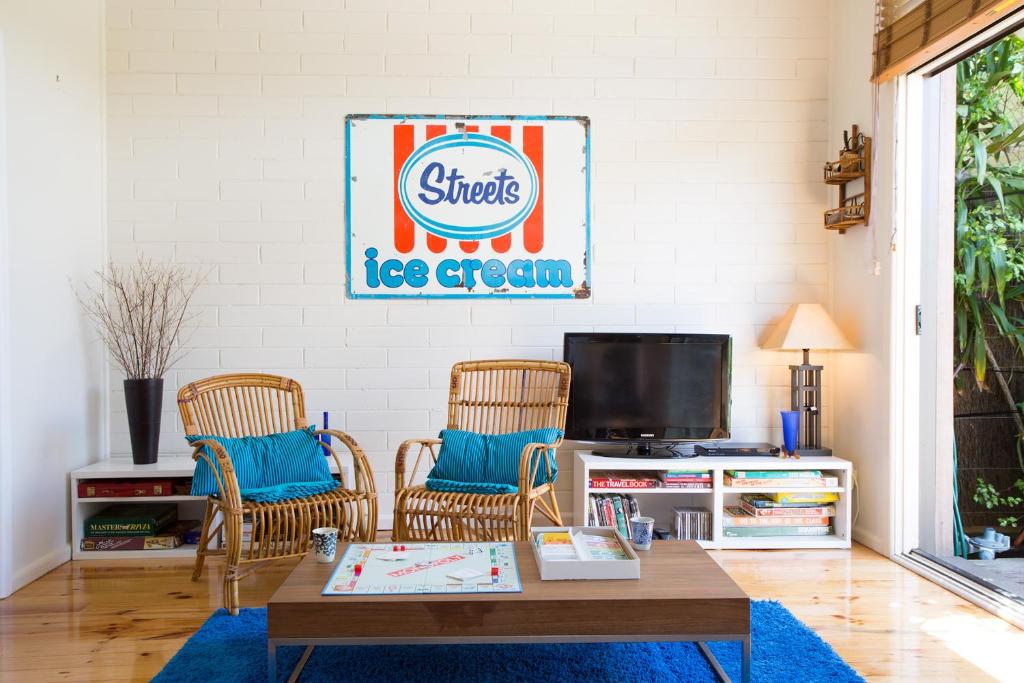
345,115 -> 591,299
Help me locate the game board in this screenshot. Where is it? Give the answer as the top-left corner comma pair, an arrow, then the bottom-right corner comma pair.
322,542 -> 522,596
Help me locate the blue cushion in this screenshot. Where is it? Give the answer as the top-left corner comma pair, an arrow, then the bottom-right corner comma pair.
188,427 -> 333,499
424,478 -> 518,495
426,430 -> 489,483
425,428 -> 561,494
240,480 -> 339,503
484,428 -> 562,487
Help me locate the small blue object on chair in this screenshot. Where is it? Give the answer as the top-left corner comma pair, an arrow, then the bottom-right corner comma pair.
425,428 -> 561,495
188,427 -> 339,503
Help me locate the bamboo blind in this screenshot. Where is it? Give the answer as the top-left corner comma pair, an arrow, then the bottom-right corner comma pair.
874,0 -> 1024,81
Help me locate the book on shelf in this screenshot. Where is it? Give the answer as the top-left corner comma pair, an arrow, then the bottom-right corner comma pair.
589,472 -> 660,489
769,492 -> 839,505
739,495 -> 835,517
77,479 -> 175,498
624,494 -> 639,521
724,475 -> 837,488
610,496 -> 630,539
659,471 -> 710,480
723,507 -> 830,527
661,481 -> 713,489
723,525 -> 834,538
725,470 -> 823,479
80,520 -> 199,551
84,503 -> 178,538
588,493 -> 640,540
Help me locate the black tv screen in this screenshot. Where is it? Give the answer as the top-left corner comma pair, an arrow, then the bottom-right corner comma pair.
563,333 -> 731,442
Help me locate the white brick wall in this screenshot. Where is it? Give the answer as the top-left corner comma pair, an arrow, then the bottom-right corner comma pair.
106,0 -> 832,527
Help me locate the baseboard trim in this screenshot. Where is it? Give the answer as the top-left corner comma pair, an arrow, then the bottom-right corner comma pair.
852,527 -> 886,555
10,543 -> 70,595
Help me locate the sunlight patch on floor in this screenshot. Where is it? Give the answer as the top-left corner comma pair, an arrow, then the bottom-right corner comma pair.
919,613 -> 1024,682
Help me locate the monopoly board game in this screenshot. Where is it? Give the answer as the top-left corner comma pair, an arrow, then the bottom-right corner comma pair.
322,542 -> 522,596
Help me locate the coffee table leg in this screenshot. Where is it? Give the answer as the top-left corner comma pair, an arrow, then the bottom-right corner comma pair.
267,640 -> 276,682
742,635 -> 751,683
285,645 -> 315,683
696,642 -> 731,683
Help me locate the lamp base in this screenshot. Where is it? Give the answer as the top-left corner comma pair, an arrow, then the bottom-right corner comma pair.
788,358 -> 824,450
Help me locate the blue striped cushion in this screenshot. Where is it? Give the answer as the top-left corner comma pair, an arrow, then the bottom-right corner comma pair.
240,480 -> 339,503
426,428 -> 561,494
484,428 -> 561,488
426,430 -> 488,483
188,427 -> 332,498
424,478 -> 518,495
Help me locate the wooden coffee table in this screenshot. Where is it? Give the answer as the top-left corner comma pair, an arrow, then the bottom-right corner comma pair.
267,540 -> 750,682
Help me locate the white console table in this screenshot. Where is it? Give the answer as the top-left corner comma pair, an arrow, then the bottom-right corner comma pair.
573,451 -> 853,550
71,456 -> 352,560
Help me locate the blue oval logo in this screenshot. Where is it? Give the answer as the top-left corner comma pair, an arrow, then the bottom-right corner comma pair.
398,132 -> 538,241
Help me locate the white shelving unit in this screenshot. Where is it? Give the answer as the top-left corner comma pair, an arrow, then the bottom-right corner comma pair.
70,455 -> 352,560
573,451 -> 853,550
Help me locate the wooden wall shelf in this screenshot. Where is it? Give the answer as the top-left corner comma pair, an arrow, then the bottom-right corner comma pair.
824,125 -> 871,234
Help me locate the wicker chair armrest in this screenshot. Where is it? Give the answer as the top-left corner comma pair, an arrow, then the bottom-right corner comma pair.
395,438 -> 442,491
313,428 -> 377,496
517,441 -> 561,493
189,440 -> 243,511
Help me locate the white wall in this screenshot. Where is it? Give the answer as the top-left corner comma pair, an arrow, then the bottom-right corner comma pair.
828,0 -> 895,554
0,0 -> 106,596
106,0 -> 834,526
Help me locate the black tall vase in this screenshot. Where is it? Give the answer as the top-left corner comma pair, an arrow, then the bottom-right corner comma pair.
124,378 -> 163,465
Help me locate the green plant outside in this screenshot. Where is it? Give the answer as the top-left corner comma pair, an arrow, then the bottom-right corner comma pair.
957,35 -> 1024,533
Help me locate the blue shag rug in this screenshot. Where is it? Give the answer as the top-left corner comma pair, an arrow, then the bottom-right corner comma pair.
152,601 -> 862,682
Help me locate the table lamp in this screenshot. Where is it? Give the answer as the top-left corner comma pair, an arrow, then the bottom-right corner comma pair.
760,303 -> 851,454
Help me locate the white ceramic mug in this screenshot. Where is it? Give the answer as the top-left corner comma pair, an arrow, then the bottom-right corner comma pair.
311,527 -> 339,563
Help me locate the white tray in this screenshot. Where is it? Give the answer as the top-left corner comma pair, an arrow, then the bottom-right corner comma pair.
530,526 -> 640,580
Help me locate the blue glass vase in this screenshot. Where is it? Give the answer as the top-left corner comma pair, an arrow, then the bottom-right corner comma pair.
781,410 -> 800,454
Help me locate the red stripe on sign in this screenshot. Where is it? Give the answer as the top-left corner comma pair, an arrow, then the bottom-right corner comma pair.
489,125 -> 513,254
393,125 -> 415,253
425,124 -> 448,254
459,125 -> 480,254
523,126 -> 544,254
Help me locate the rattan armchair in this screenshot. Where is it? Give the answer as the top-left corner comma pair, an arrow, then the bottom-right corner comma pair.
177,373 -> 377,615
393,360 -> 570,542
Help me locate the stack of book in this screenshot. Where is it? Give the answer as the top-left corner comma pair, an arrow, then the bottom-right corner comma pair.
81,503 -> 199,551
588,493 -> 640,540
658,469 -> 712,489
588,472 -> 660,489
672,506 -> 711,541
722,493 -> 838,538
723,469 -> 838,488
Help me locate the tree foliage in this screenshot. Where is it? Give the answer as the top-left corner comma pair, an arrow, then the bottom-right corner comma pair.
956,36 -> 1024,533
956,36 -> 1024,384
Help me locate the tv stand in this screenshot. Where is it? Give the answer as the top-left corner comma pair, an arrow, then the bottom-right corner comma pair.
573,451 -> 852,550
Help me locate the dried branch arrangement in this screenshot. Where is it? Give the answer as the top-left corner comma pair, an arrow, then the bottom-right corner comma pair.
76,259 -> 203,379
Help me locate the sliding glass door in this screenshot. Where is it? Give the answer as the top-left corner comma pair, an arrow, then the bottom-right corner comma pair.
897,25 -> 1024,624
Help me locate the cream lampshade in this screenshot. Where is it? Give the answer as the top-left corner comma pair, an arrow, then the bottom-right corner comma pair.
761,303 -> 851,452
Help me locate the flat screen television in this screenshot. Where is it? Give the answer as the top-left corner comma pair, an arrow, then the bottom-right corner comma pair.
563,333 -> 731,456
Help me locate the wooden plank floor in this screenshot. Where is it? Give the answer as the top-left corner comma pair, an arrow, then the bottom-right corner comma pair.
1,543 -> 1022,682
